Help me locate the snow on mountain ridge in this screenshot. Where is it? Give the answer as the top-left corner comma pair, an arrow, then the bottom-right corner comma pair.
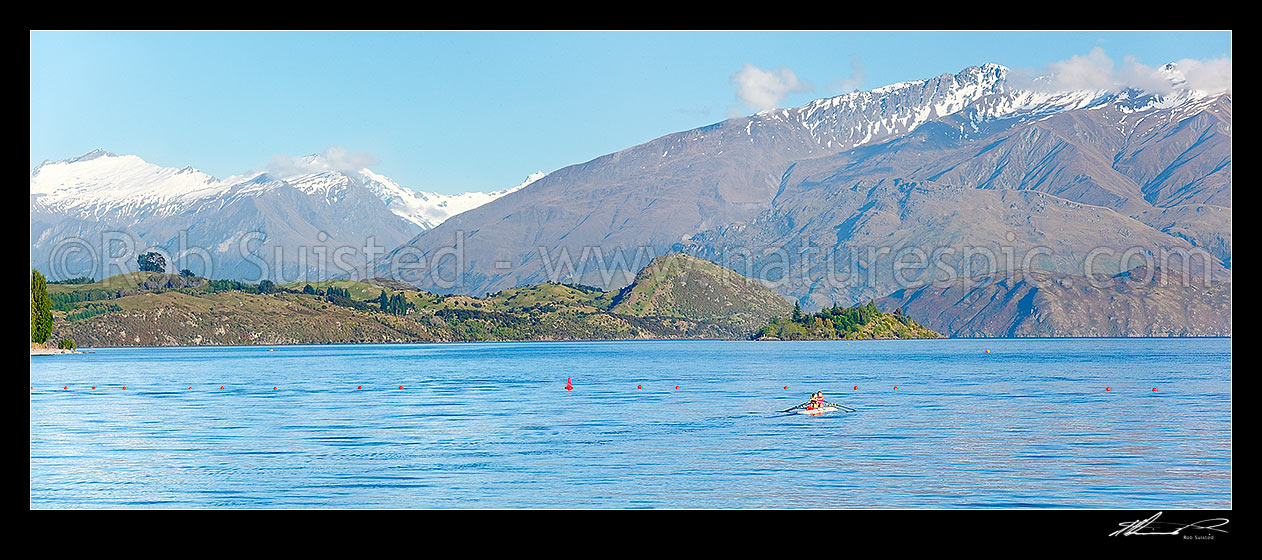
31,150 -> 539,229
30,152 -> 229,219
360,169 -> 542,229
750,62 -> 1216,154
749,64 -> 1018,152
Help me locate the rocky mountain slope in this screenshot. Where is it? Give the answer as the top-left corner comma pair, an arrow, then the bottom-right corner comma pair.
876,265 -> 1230,337
380,64 -> 1231,318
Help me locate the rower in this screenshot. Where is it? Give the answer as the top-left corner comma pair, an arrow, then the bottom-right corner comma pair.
808,391 -> 825,409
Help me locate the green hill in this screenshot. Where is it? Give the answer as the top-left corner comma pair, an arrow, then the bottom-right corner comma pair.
610,253 -> 794,336
754,300 -> 943,340
43,254 -> 799,347
46,271 -> 206,294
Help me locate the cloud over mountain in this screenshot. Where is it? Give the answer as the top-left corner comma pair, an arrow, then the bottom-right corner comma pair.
266,146 -> 380,177
1011,47 -> 1232,96
730,63 -> 812,112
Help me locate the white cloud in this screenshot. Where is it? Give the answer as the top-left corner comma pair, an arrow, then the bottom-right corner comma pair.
266,146 -> 379,177
1042,47 -> 1118,91
1014,47 -> 1232,97
1173,56 -> 1233,95
730,63 -> 812,112
829,57 -> 866,94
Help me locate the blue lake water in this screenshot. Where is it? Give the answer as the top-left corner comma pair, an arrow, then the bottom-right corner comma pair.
29,338 -> 1231,509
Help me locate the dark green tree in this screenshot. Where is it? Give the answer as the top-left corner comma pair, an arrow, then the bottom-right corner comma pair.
137,251 -> 166,273
388,293 -> 409,316
259,279 -> 276,294
791,301 -> 803,323
31,269 -> 52,344
179,268 -> 195,278
303,284 -> 316,295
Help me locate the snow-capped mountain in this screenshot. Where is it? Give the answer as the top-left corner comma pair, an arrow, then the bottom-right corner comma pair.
744,62 -> 1224,155
361,168 -> 543,229
31,150 -> 544,281
384,62 -> 1231,309
31,149 -> 232,219
31,150 -> 537,230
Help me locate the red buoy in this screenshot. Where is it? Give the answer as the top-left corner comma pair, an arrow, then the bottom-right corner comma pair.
565,377 -> 573,391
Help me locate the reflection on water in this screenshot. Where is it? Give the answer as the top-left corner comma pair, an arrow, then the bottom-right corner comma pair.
30,338 -> 1231,508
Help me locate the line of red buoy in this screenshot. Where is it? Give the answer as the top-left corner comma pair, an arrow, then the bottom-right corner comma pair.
31,383 -> 1164,394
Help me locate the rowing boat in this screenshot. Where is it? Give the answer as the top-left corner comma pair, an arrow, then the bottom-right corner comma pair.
781,399 -> 853,415
798,406 -> 838,416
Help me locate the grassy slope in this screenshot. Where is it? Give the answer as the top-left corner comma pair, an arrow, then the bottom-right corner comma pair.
46,272 -> 180,294
610,253 -> 794,336
54,290 -> 433,346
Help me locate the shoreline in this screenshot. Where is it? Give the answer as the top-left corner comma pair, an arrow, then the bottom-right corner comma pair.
31,334 -> 1233,352
30,347 -> 79,355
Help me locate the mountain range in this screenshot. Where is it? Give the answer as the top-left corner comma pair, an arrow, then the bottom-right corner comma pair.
30,62 -> 1231,337
30,150 -> 540,282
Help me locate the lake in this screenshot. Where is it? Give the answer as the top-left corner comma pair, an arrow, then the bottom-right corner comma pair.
29,338 -> 1232,509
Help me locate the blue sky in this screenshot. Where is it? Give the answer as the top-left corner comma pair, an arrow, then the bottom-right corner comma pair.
30,31 -> 1231,194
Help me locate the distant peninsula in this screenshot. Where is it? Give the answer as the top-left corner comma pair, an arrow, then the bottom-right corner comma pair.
38,253 -> 942,348
754,301 -> 942,341
37,253 -> 942,347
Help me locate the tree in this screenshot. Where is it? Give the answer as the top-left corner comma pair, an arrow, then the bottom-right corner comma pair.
791,301 -> 803,323
58,338 -> 76,350
258,280 -> 275,294
137,251 -> 166,273
303,284 -> 316,295
31,269 -> 52,344
388,293 -> 410,316
179,268 -> 195,278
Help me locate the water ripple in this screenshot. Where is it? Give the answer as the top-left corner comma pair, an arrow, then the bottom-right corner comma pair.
30,338 -> 1232,508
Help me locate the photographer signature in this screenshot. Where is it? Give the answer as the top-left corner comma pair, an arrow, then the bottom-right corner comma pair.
1109,512 -> 1229,537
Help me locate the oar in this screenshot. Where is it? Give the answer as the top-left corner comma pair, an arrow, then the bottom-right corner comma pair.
824,401 -> 855,412
780,402 -> 811,413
